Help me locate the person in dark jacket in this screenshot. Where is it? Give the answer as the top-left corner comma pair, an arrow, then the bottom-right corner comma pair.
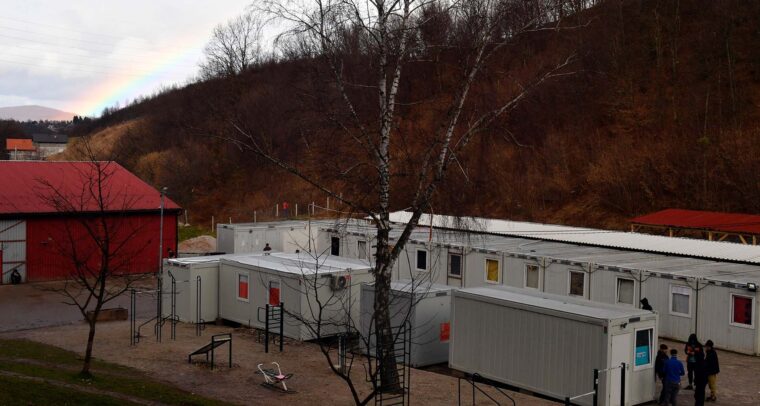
641,297 -> 653,311
705,340 -> 719,401
655,344 -> 669,404
661,349 -> 684,406
684,334 -> 699,389
693,340 -> 708,406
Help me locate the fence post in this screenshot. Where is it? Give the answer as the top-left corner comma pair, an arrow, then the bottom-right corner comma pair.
620,362 -> 626,406
295,203 -> 298,217
593,368 -> 599,406
254,210 -> 257,223
211,216 -> 214,232
276,204 -> 279,217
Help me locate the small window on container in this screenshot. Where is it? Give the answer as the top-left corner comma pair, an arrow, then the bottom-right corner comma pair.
634,328 -> 653,370
269,280 -> 281,305
416,250 -> 427,271
448,253 -> 462,278
670,285 -> 691,317
525,265 -> 540,289
238,274 -> 249,301
331,237 -> 340,256
617,278 -> 634,305
731,294 -> 754,328
485,259 -> 500,284
357,240 -> 367,260
569,271 -> 585,296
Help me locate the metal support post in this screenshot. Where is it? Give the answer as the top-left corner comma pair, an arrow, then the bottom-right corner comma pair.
279,302 -> 284,352
265,304 -> 270,353
593,368 -> 599,406
620,362 -> 626,406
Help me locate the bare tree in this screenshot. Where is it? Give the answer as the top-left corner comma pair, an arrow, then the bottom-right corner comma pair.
229,0 -> 580,401
37,140 -> 151,377
200,10 -> 266,79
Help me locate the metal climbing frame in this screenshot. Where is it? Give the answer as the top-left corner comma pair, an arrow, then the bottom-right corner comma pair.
130,287 -> 160,345
374,323 -> 411,406
262,302 -> 284,353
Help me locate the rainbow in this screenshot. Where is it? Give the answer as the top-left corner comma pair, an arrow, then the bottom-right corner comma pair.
71,37 -> 206,117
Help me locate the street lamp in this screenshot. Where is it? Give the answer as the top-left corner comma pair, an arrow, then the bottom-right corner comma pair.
158,186 -> 167,275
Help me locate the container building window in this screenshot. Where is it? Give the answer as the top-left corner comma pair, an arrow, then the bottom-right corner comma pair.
670,285 -> 691,317
485,259 -> 500,284
331,237 -> 340,256
731,294 -> 754,328
448,253 -> 462,278
269,280 -> 280,305
416,250 -> 427,271
357,240 -> 367,260
238,274 -> 249,301
525,265 -> 540,289
616,278 -> 634,305
634,328 -> 654,369
569,271 -> 585,296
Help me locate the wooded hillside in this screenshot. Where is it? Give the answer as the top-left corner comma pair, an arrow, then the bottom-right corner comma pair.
67,0 -> 760,229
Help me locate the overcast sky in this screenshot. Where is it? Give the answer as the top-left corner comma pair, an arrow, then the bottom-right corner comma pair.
0,0 -> 253,116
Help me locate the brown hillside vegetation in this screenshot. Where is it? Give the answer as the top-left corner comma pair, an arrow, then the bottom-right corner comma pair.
70,0 -> 760,229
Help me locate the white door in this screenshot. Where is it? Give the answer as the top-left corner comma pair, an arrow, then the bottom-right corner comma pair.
609,333 -> 632,406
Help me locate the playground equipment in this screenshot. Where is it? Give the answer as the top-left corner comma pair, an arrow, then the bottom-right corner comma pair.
188,333 -> 232,370
257,362 -> 295,393
257,302 -> 284,353
129,287 -> 160,345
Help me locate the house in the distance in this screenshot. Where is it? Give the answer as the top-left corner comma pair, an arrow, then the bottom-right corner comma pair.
5,139 -> 37,160
32,133 -> 68,158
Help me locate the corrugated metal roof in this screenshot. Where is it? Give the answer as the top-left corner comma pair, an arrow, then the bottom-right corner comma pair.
456,286 -> 653,321
0,161 -> 180,215
5,138 -> 35,151
223,252 -> 372,275
631,208 -> 760,234
390,211 -> 760,265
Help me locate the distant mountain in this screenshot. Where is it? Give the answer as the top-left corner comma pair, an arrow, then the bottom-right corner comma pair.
0,105 -> 76,121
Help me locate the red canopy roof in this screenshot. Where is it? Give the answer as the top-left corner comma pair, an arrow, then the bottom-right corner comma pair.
631,209 -> 760,235
0,161 -> 180,216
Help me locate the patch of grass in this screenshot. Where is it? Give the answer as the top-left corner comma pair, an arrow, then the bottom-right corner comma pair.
0,339 -> 229,406
178,224 -> 215,241
0,375 -> 133,406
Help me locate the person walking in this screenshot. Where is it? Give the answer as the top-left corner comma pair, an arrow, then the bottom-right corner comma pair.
641,297 -> 653,311
263,243 -> 272,252
661,348 -> 685,406
693,340 -> 707,406
655,344 -> 670,404
704,340 -> 719,402
684,334 -> 699,389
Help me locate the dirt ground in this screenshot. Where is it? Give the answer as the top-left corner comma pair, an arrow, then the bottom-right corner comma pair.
2,321 -> 551,405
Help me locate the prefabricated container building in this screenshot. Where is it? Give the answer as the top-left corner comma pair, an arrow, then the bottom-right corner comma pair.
162,255 -> 224,324
216,221 -> 313,254
360,279 -> 455,367
450,286 -> 658,406
219,252 -> 373,340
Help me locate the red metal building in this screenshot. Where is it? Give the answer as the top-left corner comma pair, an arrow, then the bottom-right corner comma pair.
0,161 -> 180,283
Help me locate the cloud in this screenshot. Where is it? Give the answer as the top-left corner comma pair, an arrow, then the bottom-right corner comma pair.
0,0 -> 252,115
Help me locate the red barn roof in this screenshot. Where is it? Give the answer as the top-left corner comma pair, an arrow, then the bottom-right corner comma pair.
5,138 -> 35,151
0,161 -> 180,216
631,209 -> 760,235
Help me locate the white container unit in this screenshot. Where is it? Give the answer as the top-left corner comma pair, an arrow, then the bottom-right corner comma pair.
162,255 -> 222,323
219,252 -> 373,340
360,280 -> 455,367
450,286 -> 658,406
216,221 -> 312,254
